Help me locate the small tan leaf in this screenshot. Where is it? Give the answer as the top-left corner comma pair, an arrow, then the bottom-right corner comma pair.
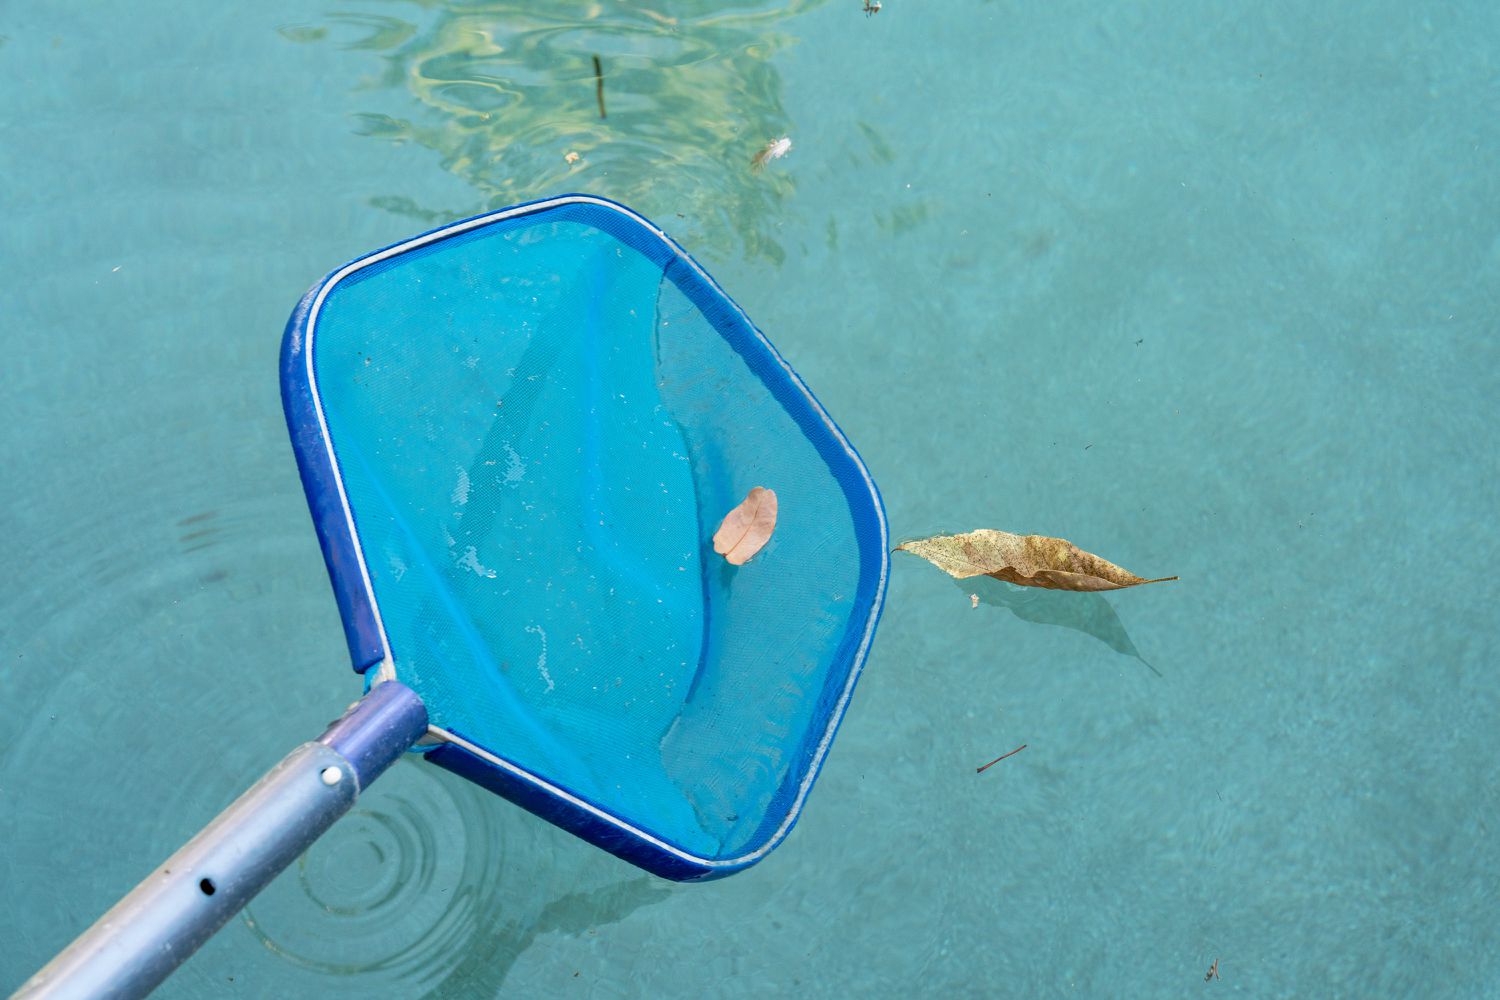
713,487 -> 778,565
897,529 -> 1176,592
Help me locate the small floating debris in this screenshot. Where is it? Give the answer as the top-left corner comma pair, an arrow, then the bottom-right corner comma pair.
976,744 -> 1026,773
565,151 -> 580,164
592,54 -> 606,119
751,136 -> 792,172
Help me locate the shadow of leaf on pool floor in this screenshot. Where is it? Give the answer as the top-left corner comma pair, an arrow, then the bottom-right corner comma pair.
957,577 -> 1161,677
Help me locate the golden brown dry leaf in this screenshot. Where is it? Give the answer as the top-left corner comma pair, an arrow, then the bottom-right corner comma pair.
713,487 -> 778,565
897,529 -> 1176,592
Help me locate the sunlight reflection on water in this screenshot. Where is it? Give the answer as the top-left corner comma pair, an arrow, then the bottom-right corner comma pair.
280,0 -> 830,264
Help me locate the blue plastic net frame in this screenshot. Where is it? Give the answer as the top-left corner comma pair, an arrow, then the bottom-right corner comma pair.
280,194 -> 889,880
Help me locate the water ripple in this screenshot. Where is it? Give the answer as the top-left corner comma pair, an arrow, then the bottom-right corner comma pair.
241,759 -> 507,981
237,759 -> 673,995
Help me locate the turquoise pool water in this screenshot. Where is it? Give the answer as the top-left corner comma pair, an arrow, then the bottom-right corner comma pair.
3,1 -> 1498,996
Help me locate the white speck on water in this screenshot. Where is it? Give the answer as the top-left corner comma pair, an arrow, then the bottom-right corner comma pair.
525,624 -> 553,691
752,136 -> 793,171
504,443 -> 525,484
463,355 -> 479,369
458,546 -> 497,579
389,556 -> 408,582
451,466 -> 471,505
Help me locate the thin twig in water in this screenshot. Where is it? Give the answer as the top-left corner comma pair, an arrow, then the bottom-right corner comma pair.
592,55 -> 606,119
976,744 -> 1027,773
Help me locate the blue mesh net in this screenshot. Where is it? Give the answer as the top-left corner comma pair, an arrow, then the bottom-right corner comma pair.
301,198 -> 886,865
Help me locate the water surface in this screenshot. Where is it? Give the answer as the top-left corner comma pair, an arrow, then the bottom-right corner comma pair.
3,1 -> 1499,996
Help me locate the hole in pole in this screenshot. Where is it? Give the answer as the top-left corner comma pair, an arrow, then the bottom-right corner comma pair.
200,878 -> 216,896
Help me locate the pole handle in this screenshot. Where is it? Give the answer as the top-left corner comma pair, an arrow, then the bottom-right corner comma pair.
13,681 -> 427,1000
